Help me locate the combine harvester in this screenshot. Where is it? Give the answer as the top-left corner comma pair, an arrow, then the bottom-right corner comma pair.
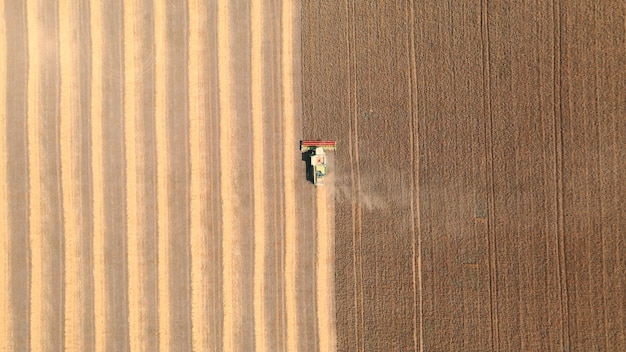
300,140 -> 336,186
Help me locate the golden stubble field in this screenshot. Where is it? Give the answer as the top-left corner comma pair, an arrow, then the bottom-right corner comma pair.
1,0 -> 335,351
303,0 -> 626,351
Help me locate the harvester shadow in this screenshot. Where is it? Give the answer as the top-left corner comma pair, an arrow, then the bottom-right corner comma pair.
301,150 -> 315,185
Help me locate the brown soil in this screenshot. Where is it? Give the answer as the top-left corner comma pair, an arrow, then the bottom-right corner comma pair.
302,1 -> 626,351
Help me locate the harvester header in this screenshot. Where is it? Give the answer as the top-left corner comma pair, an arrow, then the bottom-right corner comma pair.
300,140 -> 336,152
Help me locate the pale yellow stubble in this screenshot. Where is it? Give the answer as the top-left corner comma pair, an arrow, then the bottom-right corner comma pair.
316,188 -> 337,352
251,0 -> 267,351
217,0 -> 238,350
90,0 -> 106,350
188,0 -> 210,350
26,0 -> 43,349
123,0 -> 143,350
154,0 -> 170,349
60,0 -> 88,349
282,0 -> 298,350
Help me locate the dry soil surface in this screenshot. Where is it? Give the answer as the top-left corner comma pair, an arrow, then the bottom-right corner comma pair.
302,1 -> 626,351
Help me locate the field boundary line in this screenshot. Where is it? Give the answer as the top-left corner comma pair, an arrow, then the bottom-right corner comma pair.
405,1 -> 423,351
552,0 -> 570,347
350,2 -> 365,350
480,1 -> 499,350
343,1 -> 362,350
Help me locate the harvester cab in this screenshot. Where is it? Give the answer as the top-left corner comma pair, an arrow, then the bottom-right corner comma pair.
300,140 -> 336,186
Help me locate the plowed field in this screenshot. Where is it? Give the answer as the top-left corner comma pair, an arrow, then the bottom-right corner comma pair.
302,1 -> 626,351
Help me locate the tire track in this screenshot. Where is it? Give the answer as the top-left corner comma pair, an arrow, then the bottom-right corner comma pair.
349,9 -> 366,350
480,0 -> 499,349
346,1 -> 365,350
282,0 -> 299,350
405,1 -> 423,350
251,0 -> 267,350
552,0 -> 570,348
343,1 -> 361,350
154,0 -> 170,349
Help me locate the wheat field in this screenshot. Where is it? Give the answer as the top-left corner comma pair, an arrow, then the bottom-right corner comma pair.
1,0 -> 335,351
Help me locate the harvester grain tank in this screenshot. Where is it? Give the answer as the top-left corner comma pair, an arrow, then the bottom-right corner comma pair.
300,140 -> 336,186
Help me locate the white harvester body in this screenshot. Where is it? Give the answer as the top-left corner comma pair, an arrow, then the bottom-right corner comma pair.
300,140 -> 336,186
